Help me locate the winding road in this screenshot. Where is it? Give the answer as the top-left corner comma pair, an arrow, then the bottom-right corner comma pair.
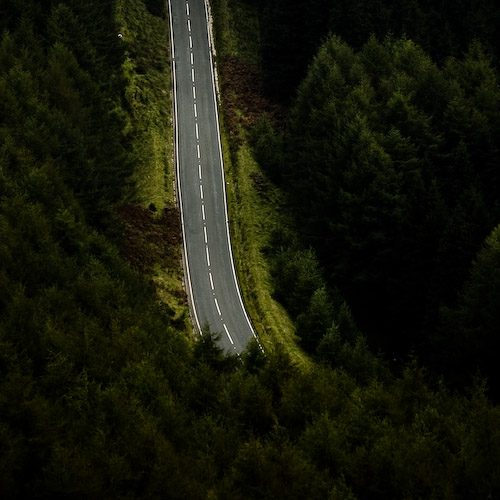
168,0 -> 257,353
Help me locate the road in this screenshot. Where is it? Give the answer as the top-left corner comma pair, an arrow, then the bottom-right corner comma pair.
168,0 -> 257,353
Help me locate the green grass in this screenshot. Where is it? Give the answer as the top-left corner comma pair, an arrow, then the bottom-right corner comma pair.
211,0 -> 311,368
115,0 -> 190,333
223,139 -> 311,368
209,0 -> 260,64
115,0 -> 174,210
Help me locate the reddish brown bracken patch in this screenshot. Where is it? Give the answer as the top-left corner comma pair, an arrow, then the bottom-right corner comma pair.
115,203 -> 182,275
219,54 -> 285,147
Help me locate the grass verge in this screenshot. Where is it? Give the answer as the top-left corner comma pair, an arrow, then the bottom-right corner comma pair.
115,0 -> 174,209
210,0 -> 311,368
115,0 -> 190,333
224,139 -> 310,367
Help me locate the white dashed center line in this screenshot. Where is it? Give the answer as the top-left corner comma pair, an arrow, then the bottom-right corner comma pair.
214,297 -> 221,316
223,324 -> 234,345
206,246 -> 211,267
176,0 -> 253,353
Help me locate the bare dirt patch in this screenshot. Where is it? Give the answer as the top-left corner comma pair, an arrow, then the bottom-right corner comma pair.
115,203 -> 182,275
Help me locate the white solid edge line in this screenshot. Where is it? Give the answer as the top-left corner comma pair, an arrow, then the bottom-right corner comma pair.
203,0 -> 257,340
168,0 -> 201,335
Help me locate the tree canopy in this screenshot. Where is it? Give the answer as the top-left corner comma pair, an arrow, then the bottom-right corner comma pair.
277,35 -> 500,387
3,0 -> 500,498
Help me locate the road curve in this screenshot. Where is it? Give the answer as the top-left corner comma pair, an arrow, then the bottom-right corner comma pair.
168,0 -> 256,353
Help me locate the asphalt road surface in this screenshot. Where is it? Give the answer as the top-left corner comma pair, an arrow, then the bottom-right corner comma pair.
168,0 -> 257,353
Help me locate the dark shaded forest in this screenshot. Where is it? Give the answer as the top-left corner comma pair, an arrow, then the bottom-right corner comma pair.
247,0 -> 500,102
246,0 -> 500,395
2,0 -> 500,498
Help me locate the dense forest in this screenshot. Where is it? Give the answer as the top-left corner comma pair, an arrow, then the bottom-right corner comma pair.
2,0 -> 500,498
247,0 -> 500,102
245,0 -> 500,393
